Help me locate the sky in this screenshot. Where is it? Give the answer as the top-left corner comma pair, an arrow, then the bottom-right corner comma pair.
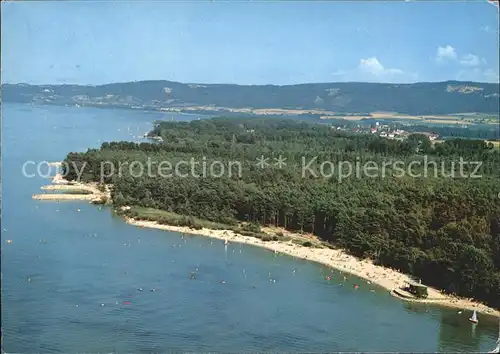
1,1 -> 499,85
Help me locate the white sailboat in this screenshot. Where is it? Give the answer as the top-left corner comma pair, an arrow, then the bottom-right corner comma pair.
488,318 -> 500,353
469,310 -> 479,324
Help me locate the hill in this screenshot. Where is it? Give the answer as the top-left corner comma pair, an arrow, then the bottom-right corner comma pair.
2,80 -> 499,116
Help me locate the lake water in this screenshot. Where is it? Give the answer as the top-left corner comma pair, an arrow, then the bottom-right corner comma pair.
1,103 -> 499,352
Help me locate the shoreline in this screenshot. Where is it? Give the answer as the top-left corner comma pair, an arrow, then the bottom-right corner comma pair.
32,166 -> 500,319
32,193 -> 102,201
125,217 -> 500,318
32,170 -> 111,202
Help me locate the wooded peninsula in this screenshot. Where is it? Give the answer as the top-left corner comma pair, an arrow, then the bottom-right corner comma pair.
62,118 -> 500,309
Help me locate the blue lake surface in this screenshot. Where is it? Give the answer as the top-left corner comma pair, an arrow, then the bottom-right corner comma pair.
1,103 -> 499,352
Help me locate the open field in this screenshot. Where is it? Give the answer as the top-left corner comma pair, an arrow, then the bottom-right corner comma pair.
158,104 -> 500,127
422,119 -> 465,124
321,111 -> 499,125
158,105 -> 498,125
433,139 -> 500,148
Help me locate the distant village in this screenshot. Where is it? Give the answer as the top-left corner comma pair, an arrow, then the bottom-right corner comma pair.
332,121 -> 440,141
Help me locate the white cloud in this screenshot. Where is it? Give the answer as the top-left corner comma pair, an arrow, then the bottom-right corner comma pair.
436,45 -> 457,62
456,68 -> 499,83
359,57 -> 403,77
435,46 -> 487,69
331,58 -> 415,83
459,54 -> 481,67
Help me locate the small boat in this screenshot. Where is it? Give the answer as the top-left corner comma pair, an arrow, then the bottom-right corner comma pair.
469,310 -> 478,324
488,318 -> 500,353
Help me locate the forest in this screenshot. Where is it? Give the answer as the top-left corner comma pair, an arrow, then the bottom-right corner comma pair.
62,118 -> 500,308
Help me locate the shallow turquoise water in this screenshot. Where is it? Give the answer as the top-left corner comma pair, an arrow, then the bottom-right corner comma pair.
1,103 -> 499,352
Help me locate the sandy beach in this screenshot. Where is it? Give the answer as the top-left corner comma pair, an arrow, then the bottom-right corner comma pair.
32,193 -> 102,201
32,170 -> 111,202
32,165 -> 500,318
126,217 -> 500,318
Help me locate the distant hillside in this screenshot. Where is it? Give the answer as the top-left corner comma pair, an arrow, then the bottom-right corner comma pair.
2,80 -> 499,115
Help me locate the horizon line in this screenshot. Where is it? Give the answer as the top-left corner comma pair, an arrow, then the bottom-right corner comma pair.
2,79 -> 499,87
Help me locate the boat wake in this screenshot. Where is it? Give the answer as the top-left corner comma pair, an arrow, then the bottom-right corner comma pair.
489,319 -> 500,353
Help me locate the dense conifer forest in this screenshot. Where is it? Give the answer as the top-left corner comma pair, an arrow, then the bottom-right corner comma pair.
63,118 -> 500,308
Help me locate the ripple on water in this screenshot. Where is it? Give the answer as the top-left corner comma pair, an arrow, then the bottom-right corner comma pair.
3,103 -> 500,353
